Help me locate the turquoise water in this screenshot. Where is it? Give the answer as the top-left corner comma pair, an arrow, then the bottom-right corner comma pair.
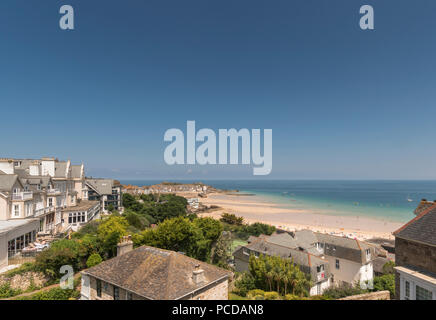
121,180 -> 436,223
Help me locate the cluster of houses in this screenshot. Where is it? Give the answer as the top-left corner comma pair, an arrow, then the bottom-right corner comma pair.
0,157 -> 122,270
234,229 -> 377,295
79,198 -> 436,300
122,183 -> 212,196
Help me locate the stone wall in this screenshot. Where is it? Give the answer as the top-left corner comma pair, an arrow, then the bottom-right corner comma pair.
190,278 -> 228,300
395,237 -> 436,274
339,290 -> 390,300
395,237 -> 436,300
0,271 -> 49,291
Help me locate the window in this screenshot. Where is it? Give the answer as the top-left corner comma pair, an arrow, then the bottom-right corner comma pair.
317,264 -> 325,273
68,212 -> 86,224
37,184 -> 41,190
416,285 -> 433,300
96,280 -> 102,297
405,281 -> 410,300
243,248 -> 249,255
113,286 -> 120,300
14,204 -> 20,217
335,259 -> 340,269
48,198 -> 53,207
127,292 -> 133,300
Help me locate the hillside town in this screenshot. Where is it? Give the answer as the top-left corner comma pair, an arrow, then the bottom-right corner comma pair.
1,158 -> 435,300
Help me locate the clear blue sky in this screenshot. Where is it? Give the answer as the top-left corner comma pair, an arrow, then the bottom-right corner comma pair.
1,0 -> 436,180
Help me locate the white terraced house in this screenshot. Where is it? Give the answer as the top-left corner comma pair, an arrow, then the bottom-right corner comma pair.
0,157 -> 103,269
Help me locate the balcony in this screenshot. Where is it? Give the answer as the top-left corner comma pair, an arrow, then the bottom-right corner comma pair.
12,191 -> 33,201
34,206 -> 56,217
47,188 -> 62,195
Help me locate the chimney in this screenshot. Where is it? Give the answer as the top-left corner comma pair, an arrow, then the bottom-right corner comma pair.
192,264 -> 205,285
117,235 -> 133,256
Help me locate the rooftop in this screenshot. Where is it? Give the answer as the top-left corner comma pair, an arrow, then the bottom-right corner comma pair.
394,202 -> 436,246
82,245 -> 232,300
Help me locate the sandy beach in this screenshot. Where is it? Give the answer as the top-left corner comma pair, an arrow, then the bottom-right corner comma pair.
196,192 -> 403,240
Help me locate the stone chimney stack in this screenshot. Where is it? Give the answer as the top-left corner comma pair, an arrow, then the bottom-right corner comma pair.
117,235 -> 133,256
192,264 -> 205,285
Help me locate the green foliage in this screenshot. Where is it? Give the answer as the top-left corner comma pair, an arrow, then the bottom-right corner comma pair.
15,287 -> 80,300
4,262 -> 37,277
97,215 -> 128,258
382,261 -> 395,275
124,210 -> 150,230
371,274 -> 395,298
35,239 -> 81,279
220,213 -> 244,226
234,273 -> 257,297
135,216 -> 224,262
264,291 -> 280,300
123,193 -> 187,223
86,253 -> 103,268
107,204 -> 115,212
0,283 -> 22,298
322,283 -> 366,299
211,232 -> 233,268
248,254 -> 311,297
247,289 -> 265,298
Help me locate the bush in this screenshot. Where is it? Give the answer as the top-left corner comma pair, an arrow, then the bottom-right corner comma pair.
234,273 -> 257,297
0,283 -> 22,298
35,240 -> 81,279
86,253 -> 103,268
371,274 -> 395,298
264,291 -> 279,300
15,287 -> 80,300
220,213 -> 244,226
322,284 -> 366,299
247,289 -> 265,298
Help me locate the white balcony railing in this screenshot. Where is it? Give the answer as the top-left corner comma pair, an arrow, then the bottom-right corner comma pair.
12,191 -> 33,201
47,188 -> 61,195
34,206 -> 56,217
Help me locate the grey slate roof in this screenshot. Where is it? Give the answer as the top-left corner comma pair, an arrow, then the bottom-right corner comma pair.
54,161 -> 68,178
71,165 -> 83,179
394,204 -> 436,246
86,179 -> 115,195
83,245 -> 232,300
0,174 -> 21,192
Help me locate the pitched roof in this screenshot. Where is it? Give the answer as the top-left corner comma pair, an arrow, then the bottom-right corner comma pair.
54,161 -> 68,178
82,246 -> 232,300
394,203 -> 436,246
86,179 -> 115,195
0,174 -> 21,192
71,165 -> 83,179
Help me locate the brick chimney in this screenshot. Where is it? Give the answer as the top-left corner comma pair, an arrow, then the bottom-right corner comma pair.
192,264 -> 205,285
117,235 -> 133,256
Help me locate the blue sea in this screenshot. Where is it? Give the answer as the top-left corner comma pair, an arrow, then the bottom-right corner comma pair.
120,180 -> 436,223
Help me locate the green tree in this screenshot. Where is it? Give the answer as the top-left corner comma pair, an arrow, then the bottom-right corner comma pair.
86,253 -> 103,268
97,215 -> 128,258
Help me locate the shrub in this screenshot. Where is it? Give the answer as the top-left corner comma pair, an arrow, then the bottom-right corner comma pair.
264,291 -> 280,300
0,283 -> 22,299
247,289 -> 265,298
234,273 -> 256,297
15,287 -> 80,300
86,253 -> 103,268
371,274 -> 395,298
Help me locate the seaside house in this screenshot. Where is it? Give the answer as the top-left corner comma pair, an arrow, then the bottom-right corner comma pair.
393,200 -> 436,300
0,157 -> 106,269
80,238 -> 233,300
233,233 -> 332,295
84,179 -> 122,213
233,230 -> 376,295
